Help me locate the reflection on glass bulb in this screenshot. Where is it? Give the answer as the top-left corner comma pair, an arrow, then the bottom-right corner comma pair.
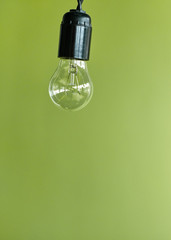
49,59 -> 93,111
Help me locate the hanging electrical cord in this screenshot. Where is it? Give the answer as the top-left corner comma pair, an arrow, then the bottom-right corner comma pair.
77,0 -> 84,11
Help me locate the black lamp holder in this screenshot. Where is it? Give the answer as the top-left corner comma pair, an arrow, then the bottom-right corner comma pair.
58,0 -> 92,61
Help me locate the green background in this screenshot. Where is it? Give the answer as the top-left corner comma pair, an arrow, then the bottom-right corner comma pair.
1,0 -> 171,239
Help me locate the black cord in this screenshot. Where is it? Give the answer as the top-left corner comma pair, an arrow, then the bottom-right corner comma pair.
77,0 -> 84,11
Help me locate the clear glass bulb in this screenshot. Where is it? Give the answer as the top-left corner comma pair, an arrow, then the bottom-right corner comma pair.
49,59 -> 93,111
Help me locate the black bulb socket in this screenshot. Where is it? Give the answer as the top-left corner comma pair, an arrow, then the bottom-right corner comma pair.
58,9 -> 92,61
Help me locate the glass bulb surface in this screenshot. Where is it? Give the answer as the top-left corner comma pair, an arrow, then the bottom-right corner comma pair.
49,59 -> 93,111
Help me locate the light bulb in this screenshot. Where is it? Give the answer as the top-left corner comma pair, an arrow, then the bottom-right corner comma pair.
48,0 -> 93,111
49,59 -> 93,111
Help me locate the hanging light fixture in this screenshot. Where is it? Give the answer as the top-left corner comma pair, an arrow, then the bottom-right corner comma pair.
48,0 -> 93,111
